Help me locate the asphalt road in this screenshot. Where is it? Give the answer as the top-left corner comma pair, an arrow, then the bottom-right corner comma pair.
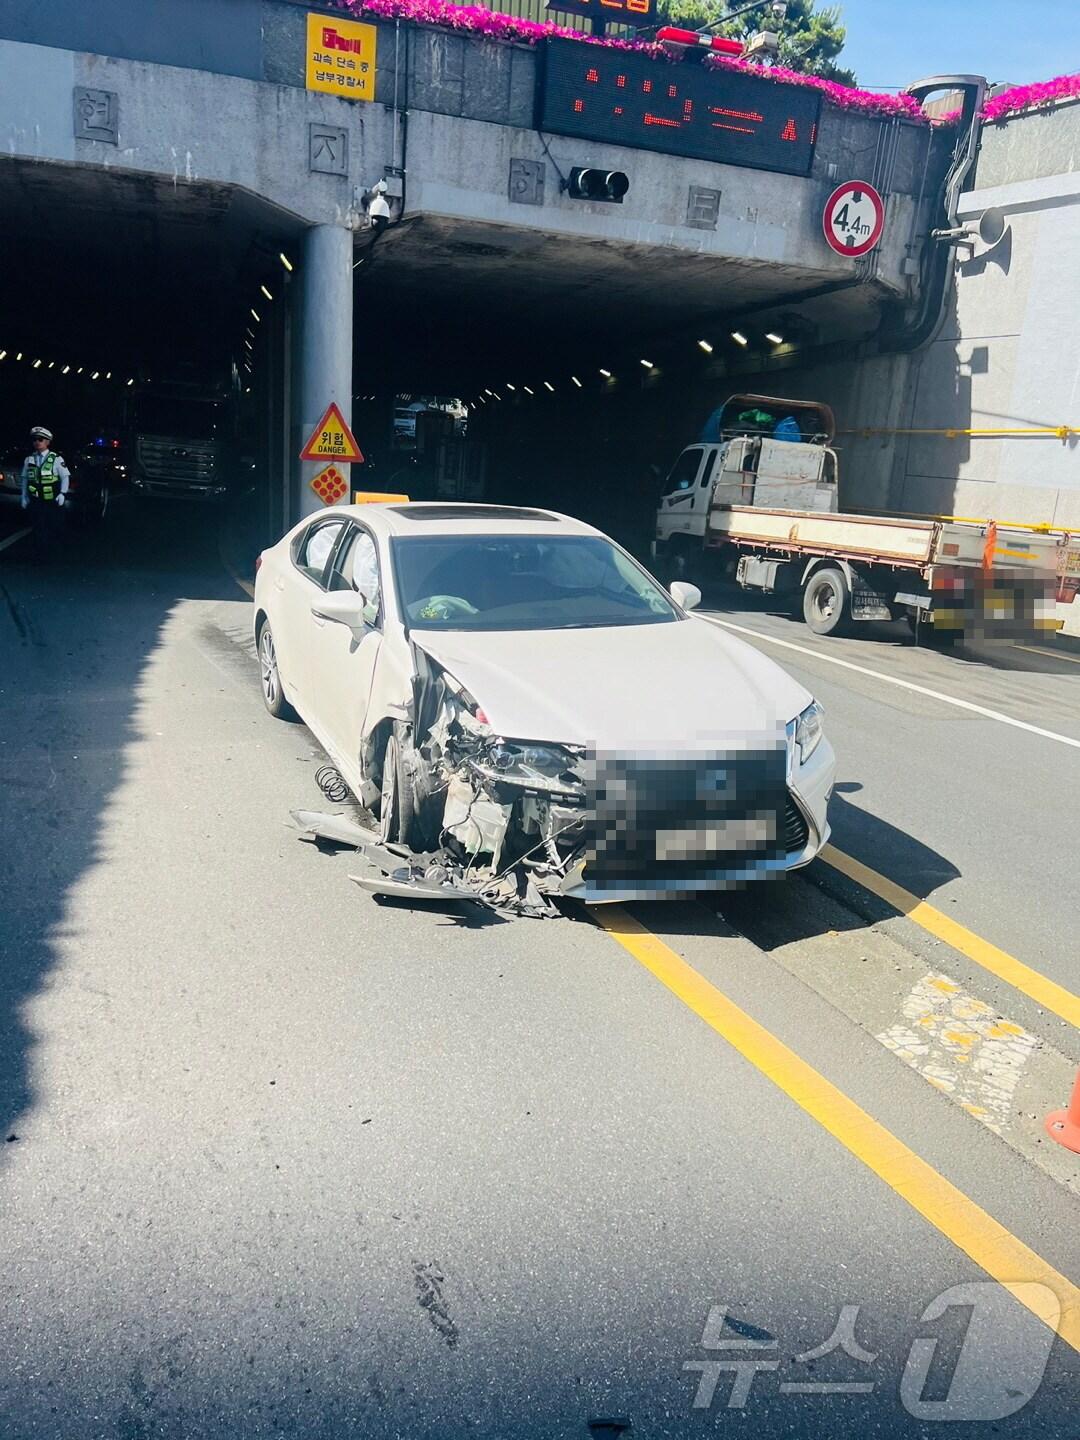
1,504 -> 1079,1439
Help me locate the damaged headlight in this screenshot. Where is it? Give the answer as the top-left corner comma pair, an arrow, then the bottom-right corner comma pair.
473,741 -> 585,797
793,701 -> 824,765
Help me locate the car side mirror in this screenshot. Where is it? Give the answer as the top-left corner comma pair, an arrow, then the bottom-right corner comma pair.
311,591 -> 369,630
670,580 -> 702,611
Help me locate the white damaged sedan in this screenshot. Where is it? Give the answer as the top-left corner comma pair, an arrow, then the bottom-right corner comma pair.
254,503 -> 835,902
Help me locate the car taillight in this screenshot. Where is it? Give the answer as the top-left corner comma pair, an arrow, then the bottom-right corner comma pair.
255,552 -> 264,574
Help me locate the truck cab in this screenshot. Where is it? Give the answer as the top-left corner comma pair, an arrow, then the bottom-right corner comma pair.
655,395 -> 838,570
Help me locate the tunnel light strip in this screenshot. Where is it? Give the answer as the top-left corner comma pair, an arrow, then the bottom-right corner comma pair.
697,339 -> 713,353
571,375 -> 583,388
543,381 -> 555,392
731,331 -> 748,346
639,358 -> 654,369
280,253 -> 293,272
599,368 -> 612,378
766,332 -> 784,344
260,285 -> 273,301
250,308 -> 261,322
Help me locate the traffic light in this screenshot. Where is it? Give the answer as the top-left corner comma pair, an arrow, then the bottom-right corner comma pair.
566,167 -> 630,203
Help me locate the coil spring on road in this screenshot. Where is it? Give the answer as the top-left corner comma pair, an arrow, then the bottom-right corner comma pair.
315,765 -> 349,804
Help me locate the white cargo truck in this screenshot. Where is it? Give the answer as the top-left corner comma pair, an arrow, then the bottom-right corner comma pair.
654,394 -> 1074,641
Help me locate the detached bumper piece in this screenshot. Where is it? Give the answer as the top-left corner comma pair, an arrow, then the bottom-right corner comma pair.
290,809 -> 561,918
350,843 -> 561,919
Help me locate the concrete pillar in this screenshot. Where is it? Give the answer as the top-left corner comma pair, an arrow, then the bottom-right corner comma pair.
295,223 -> 353,519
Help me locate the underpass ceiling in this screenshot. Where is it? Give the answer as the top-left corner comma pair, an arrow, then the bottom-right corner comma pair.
0,156 -> 896,402
352,214 -> 894,393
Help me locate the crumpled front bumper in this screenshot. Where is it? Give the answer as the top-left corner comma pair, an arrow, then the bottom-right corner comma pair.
559,735 -> 835,903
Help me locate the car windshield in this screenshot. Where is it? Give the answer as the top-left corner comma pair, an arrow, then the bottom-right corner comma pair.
391,533 -> 680,631
134,398 -> 221,440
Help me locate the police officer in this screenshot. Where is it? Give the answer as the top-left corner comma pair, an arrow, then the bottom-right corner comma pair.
21,427 -> 70,556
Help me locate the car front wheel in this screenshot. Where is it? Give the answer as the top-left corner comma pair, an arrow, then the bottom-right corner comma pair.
378,725 -> 419,846
258,621 -> 296,720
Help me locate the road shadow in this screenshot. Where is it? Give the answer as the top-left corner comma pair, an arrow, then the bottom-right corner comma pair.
586,787 -> 961,953
0,501 -> 238,1162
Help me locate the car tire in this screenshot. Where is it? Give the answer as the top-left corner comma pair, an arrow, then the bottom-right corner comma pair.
803,567 -> 851,636
257,619 -> 297,720
378,724 -> 419,847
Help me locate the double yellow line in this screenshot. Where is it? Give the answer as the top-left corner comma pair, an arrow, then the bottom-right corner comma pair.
595,892 -> 1080,1355
819,845 -> 1080,1029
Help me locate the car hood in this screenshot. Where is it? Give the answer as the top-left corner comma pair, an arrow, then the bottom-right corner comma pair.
413,615 -> 811,751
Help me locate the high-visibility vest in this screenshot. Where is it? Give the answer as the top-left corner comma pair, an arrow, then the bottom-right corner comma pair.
27,452 -> 61,501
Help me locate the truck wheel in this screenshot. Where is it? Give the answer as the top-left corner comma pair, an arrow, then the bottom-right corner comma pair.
803,567 -> 851,636
668,536 -> 703,587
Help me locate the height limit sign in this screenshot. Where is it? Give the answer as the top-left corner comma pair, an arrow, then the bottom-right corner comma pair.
823,181 -> 885,258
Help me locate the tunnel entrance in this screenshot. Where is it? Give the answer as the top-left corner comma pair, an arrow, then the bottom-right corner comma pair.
348,211 -> 896,557
0,157 -> 303,552
1,154 -> 903,566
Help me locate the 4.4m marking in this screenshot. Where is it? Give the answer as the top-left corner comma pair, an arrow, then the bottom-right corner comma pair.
823,180 -> 885,258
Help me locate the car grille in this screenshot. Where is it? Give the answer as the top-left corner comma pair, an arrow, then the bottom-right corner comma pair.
137,437 -> 218,485
784,792 -> 810,854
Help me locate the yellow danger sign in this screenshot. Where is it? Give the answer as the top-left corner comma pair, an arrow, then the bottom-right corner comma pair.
305,13 -> 377,101
300,403 -> 364,463
309,464 -> 350,507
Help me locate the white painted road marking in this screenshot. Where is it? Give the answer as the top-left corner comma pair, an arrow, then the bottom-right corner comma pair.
0,526 -> 32,554
705,616 -> 1080,752
876,973 -> 1038,1134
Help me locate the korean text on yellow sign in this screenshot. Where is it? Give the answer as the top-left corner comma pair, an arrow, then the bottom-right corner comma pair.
305,13 -> 377,101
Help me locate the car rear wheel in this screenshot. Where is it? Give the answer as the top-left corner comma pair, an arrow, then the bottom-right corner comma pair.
803,567 -> 851,636
258,621 -> 296,720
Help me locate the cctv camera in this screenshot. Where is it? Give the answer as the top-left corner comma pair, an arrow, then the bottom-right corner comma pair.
368,193 -> 391,233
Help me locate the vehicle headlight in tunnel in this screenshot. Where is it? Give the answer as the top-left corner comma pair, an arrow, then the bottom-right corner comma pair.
794,701 -> 824,764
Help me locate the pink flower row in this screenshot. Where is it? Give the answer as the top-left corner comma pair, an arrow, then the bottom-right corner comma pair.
332,0 -> 927,121
982,71 -> 1080,124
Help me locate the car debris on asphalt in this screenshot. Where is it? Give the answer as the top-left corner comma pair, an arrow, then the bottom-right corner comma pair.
289,804 -> 564,918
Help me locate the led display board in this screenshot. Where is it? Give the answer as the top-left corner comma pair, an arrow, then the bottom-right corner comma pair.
537,39 -> 821,176
546,0 -> 657,23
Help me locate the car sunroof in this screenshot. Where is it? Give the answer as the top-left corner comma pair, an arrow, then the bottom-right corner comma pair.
389,504 -> 558,521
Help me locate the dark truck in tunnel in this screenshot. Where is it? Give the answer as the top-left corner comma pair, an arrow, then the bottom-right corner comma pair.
125,391 -> 232,501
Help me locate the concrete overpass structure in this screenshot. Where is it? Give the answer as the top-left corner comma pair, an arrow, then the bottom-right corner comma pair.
0,0 -> 951,532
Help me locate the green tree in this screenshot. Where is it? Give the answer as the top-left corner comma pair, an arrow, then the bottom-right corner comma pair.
656,0 -> 856,87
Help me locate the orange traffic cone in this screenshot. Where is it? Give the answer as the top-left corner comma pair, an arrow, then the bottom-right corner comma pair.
1045,1069 -> 1080,1153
